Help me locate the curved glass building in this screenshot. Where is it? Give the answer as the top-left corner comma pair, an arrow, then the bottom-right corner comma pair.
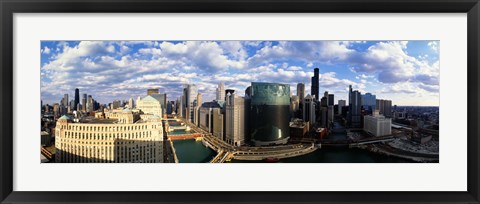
249,82 -> 290,146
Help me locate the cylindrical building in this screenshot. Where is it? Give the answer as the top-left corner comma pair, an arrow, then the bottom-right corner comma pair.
249,82 -> 290,146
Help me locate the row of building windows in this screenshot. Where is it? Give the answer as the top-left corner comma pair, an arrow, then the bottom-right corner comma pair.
57,143 -> 162,163
62,131 -> 155,140
61,124 -> 157,132
58,139 -> 158,147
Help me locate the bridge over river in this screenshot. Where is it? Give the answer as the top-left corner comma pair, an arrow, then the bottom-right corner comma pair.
321,135 -> 400,147
180,119 -> 317,163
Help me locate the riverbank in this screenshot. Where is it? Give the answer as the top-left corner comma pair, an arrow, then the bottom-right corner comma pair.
354,143 -> 439,163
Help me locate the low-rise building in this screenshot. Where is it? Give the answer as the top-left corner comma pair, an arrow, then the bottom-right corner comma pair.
289,119 -> 310,138
41,131 -> 51,146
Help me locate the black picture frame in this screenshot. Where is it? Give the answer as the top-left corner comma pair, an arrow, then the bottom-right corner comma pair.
1,0 -> 479,203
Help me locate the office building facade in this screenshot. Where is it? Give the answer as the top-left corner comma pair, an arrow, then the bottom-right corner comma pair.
225,93 -> 246,147
216,82 -> 225,101
74,88 -> 80,110
303,94 -> 316,124
376,99 -> 393,118
362,93 -> 377,113
311,68 -> 320,100
55,113 -> 164,163
296,83 -> 305,102
348,85 -> 362,128
338,100 -> 346,115
364,111 -> 392,136
249,82 -> 290,146
137,95 -> 162,117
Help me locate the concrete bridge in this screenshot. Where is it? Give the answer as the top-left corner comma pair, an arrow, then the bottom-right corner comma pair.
167,133 -> 202,141
322,135 -> 397,147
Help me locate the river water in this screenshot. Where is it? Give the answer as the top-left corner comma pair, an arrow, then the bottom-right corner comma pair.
171,139 -> 412,163
170,121 -> 413,163
172,139 -> 216,163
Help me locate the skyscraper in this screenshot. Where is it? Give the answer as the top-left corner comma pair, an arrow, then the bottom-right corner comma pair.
88,95 -> 94,112
362,93 -> 377,113
150,93 -> 167,115
74,88 -> 80,111
376,99 -> 392,117
303,94 -> 316,124
296,83 -> 305,102
194,93 -> 202,126
128,98 -> 134,109
82,94 -> 87,112
290,95 -> 300,118
112,100 -> 121,109
311,68 -> 319,100
225,93 -> 246,147
348,85 -> 362,128
338,99 -> 346,115
185,84 -> 198,123
245,86 -> 252,98
147,89 -> 159,96
62,94 -> 68,107
225,89 -> 235,97
249,82 -> 290,146
216,82 -> 225,101
328,94 -> 334,106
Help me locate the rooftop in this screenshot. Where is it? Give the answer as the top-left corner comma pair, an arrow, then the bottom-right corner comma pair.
80,118 -> 118,124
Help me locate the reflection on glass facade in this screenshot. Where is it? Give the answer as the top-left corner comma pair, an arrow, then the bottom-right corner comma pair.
249,82 -> 290,146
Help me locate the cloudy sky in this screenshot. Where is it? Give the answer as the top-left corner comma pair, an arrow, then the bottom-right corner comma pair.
41,40 -> 439,106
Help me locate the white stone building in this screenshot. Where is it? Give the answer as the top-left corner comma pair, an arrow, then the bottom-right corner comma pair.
364,111 -> 392,136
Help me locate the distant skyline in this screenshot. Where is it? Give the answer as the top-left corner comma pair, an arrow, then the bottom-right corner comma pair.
41,40 -> 439,106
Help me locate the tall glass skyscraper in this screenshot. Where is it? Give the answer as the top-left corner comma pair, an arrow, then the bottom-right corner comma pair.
74,88 -> 80,111
348,85 -> 362,128
249,82 -> 290,146
362,93 -> 377,113
311,68 -> 319,100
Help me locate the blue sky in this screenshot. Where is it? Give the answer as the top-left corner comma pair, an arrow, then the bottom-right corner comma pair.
41,40 -> 439,106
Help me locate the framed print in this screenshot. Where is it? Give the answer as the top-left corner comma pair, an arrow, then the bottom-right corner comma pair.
1,0 -> 479,203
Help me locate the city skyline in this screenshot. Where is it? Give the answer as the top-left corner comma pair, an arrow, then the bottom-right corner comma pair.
41,40 -> 439,106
